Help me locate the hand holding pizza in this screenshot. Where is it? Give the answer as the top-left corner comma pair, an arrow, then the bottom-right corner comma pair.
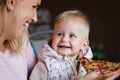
78,71 -> 120,80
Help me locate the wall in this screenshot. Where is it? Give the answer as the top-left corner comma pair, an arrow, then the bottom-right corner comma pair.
33,0 -> 120,61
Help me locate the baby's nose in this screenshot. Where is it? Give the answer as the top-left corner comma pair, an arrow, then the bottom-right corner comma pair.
61,36 -> 69,42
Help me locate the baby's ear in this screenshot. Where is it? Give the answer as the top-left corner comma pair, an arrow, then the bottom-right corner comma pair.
82,40 -> 89,50
6,0 -> 15,11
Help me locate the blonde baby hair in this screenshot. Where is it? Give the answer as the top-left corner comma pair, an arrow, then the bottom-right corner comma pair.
54,10 -> 90,40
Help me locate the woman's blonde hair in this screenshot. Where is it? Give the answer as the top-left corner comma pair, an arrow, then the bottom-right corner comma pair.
55,10 -> 90,40
0,0 -> 29,53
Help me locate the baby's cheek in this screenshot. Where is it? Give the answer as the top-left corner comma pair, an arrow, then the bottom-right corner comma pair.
51,42 -> 56,50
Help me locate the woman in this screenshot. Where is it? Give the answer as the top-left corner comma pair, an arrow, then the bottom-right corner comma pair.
0,0 -> 41,80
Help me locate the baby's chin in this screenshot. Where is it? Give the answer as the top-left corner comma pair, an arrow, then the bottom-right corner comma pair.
58,52 -> 65,56
58,51 -> 71,56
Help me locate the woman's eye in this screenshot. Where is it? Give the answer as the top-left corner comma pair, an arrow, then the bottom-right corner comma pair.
32,5 -> 38,9
32,6 -> 36,8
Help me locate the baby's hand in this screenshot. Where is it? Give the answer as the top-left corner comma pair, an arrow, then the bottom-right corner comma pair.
96,70 -> 120,80
78,70 -> 120,80
78,70 -> 100,80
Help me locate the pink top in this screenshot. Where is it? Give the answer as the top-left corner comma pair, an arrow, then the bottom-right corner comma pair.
0,42 -> 36,80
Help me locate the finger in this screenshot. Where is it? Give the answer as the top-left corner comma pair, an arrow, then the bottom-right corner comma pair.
105,74 -> 120,80
80,70 -> 101,80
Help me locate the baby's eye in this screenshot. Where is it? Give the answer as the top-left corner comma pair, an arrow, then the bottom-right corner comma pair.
57,33 -> 63,37
69,34 -> 76,39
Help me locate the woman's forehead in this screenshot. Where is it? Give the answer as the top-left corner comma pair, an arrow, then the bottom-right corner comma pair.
29,0 -> 41,5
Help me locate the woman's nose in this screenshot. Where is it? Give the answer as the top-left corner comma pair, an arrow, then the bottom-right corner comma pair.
32,10 -> 38,23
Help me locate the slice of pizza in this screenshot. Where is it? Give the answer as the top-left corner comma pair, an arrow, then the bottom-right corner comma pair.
79,57 -> 120,79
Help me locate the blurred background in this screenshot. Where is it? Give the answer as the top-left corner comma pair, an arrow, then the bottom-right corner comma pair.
29,0 -> 120,62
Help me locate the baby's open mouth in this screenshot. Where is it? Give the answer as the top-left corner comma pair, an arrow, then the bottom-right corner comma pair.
58,46 -> 70,48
